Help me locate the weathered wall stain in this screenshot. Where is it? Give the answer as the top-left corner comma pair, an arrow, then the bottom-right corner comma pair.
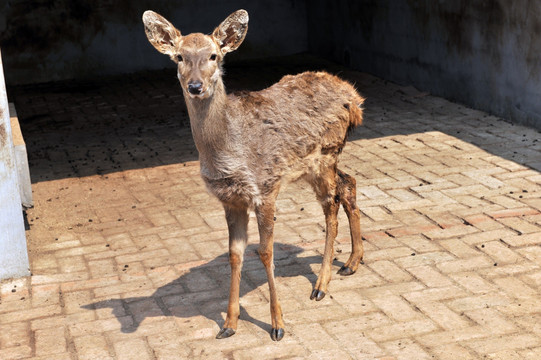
1,0 -> 173,52
3,1 -> 98,52
0,114 -> 5,146
0,110 -> 15,175
347,1 -> 389,42
0,0 -> 181,84
408,0 -> 504,58
525,7 -> 541,80
406,0 -> 541,79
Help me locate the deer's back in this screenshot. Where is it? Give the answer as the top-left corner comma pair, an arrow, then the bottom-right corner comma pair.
217,71 -> 364,201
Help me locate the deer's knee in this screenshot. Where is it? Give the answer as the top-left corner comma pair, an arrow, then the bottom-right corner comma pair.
337,171 -> 358,210
258,247 -> 273,268
320,195 -> 340,216
229,244 -> 245,268
229,253 -> 242,267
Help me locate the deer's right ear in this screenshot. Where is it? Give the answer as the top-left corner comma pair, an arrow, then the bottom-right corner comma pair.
142,11 -> 182,57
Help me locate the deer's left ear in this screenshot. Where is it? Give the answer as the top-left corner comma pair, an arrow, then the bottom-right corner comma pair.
212,9 -> 249,55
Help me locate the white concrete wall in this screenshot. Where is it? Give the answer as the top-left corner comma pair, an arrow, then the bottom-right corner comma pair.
0,50 -> 30,280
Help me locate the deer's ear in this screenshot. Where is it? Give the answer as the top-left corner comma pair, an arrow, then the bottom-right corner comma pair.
212,9 -> 249,55
142,10 -> 182,57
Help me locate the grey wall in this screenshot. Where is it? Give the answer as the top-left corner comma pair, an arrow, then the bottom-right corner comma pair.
307,0 -> 541,129
0,0 -> 307,85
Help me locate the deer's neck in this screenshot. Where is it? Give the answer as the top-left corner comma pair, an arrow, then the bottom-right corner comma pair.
184,80 -> 231,176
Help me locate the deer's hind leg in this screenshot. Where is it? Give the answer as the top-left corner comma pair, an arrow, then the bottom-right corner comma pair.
310,166 -> 341,301
336,169 -> 364,276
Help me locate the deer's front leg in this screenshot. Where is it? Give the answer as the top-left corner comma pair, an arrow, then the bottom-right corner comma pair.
216,205 -> 249,339
255,196 -> 285,341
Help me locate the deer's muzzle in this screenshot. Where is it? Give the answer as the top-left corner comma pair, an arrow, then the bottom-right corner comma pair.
188,81 -> 204,95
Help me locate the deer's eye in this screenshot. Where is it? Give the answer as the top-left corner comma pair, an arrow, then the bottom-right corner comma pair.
176,54 -> 183,62
209,54 -> 217,61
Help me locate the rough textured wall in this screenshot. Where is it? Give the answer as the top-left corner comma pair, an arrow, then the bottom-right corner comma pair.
0,0 -> 307,85
307,0 -> 541,129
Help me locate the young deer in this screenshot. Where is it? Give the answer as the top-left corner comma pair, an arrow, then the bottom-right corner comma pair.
142,9 -> 365,341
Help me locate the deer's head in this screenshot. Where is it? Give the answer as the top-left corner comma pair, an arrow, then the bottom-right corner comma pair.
142,10 -> 248,100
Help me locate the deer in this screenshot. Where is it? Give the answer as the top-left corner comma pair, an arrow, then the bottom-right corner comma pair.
142,9 -> 365,341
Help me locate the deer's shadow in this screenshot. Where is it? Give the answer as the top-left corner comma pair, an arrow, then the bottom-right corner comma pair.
82,243 -> 344,334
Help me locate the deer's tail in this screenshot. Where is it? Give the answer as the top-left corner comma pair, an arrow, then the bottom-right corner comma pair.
347,93 -> 365,133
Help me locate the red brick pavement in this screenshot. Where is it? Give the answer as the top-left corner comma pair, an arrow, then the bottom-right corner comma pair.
1,55 -> 540,359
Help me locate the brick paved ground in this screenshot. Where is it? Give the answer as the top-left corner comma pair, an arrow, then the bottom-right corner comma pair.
2,55 -> 541,359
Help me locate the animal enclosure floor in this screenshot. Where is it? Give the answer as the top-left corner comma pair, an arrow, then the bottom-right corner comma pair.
2,54 -> 541,359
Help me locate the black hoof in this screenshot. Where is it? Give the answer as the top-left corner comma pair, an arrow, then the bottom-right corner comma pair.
310,289 -> 326,301
271,328 -> 285,341
337,265 -> 356,276
216,327 -> 236,339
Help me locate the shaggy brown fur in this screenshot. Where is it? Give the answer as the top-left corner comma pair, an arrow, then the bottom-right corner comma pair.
143,9 -> 365,342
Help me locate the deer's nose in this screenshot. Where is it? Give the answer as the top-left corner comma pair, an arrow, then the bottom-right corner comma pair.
188,81 -> 203,95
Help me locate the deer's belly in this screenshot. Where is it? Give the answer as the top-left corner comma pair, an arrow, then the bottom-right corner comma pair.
202,174 -> 262,208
